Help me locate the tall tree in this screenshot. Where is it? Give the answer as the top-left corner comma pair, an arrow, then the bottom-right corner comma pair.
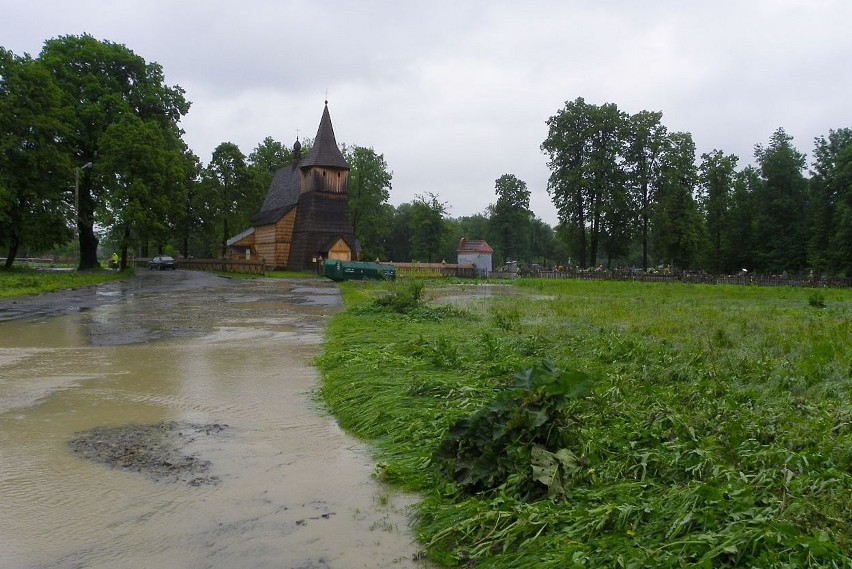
0,48 -> 71,267
451,213 -> 491,245
386,202 -> 414,262
94,113 -> 187,268
343,145 -> 393,260
542,97 -> 593,267
624,110 -> 667,271
200,142 -> 254,257
528,217 -> 558,266
173,149 -> 203,259
248,136 -> 291,193
488,174 -> 531,264
698,150 -> 739,273
37,34 -> 190,269
653,132 -> 703,269
726,166 -> 761,272
809,128 -> 852,274
410,192 -> 448,263
753,128 -> 808,273
542,98 -> 627,267
586,102 -> 627,266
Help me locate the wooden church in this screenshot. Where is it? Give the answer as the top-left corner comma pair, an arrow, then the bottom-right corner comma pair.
226,102 -> 357,270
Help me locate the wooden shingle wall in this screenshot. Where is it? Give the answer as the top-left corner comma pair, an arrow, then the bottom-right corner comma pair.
302,168 -> 348,195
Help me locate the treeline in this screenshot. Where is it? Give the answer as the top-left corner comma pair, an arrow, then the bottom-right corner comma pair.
3,36 -> 850,276
0,35 -> 394,269
0,34 -> 556,271
541,97 -> 852,276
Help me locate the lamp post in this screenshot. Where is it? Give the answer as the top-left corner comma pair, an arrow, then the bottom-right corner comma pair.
74,162 -> 93,267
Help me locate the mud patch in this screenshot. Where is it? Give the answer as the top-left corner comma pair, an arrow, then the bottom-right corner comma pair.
68,421 -> 228,486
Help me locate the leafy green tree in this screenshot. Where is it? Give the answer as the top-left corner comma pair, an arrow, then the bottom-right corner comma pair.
653,132 -> 703,269
599,183 -> 632,267
832,203 -> 852,276
94,114 -> 187,268
586,103 -> 627,267
410,192 -> 448,263
624,110 -> 667,271
451,214 -> 491,245
0,48 -> 71,267
542,98 -> 628,268
37,34 -> 190,269
200,142 -> 256,257
386,203 -> 414,262
343,145 -> 393,260
753,128 -> 809,273
445,214 -> 491,265
172,149 -> 203,258
726,166 -> 761,272
542,97 -> 594,267
528,217 -> 558,266
698,150 -> 739,273
809,128 -> 852,275
248,137 -> 292,193
488,174 -> 531,264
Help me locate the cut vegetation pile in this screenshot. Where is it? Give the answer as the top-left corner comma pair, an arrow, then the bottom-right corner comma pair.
317,279 -> 852,568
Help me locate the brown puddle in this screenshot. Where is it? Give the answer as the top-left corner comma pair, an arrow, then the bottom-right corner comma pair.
0,272 -> 429,568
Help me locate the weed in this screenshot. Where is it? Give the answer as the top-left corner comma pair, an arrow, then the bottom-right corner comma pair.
489,306 -> 521,331
375,281 -> 424,313
433,361 -> 593,501
809,290 -> 827,308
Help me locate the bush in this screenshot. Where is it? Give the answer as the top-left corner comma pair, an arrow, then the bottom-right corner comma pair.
433,361 -> 593,501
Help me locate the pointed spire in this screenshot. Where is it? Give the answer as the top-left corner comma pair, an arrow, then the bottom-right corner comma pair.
300,102 -> 349,169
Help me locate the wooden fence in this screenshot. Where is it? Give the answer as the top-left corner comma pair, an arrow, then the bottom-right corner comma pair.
529,270 -> 852,288
389,262 -> 478,278
128,256 -> 850,287
134,258 -> 268,275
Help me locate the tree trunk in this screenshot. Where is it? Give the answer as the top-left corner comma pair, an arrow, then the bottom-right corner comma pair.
221,217 -> 229,258
120,225 -> 131,270
641,183 -> 650,272
575,192 -> 587,268
4,231 -> 19,269
78,186 -> 100,270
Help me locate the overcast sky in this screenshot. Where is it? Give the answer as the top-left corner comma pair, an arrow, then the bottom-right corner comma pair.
5,0 -> 851,226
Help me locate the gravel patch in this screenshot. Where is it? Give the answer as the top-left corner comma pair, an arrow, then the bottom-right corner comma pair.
68,421 -> 228,486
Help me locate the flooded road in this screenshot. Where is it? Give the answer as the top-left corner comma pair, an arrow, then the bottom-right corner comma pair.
0,270 -> 427,569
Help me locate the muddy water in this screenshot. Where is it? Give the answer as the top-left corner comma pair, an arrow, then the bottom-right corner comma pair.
0,272 -> 427,569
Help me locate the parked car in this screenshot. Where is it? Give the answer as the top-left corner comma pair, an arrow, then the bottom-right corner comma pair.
148,255 -> 177,270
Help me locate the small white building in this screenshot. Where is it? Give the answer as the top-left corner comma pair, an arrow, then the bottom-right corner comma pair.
457,238 -> 493,276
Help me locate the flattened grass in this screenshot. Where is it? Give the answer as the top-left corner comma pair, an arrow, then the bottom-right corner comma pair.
317,279 -> 852,567
0,267 -> 127,298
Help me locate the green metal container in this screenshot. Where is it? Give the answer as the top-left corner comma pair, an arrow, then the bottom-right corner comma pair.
323,259 -> 395,281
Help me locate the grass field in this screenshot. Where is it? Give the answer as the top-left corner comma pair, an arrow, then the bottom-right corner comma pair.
0,267 -> 126,298
317,279 -> 852,568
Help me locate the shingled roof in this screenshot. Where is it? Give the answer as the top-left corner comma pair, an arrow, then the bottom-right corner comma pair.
251,164 -> 298,224
457,238 -> 493,253
300,102 -> 349,169
251,102 -> 349,225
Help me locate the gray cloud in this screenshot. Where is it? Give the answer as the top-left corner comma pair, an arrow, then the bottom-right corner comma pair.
5,0 -> 851,225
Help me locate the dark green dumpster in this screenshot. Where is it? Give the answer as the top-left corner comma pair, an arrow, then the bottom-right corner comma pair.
323,259 -> 396,281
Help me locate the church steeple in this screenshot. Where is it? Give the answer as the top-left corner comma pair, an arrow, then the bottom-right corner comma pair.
300,101 -> 349,169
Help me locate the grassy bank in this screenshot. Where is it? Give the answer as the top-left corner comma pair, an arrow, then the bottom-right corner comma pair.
0,267 -> 127,298
317,279 -> 851,568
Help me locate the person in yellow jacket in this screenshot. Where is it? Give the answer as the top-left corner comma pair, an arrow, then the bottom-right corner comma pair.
110,252 -> 119,270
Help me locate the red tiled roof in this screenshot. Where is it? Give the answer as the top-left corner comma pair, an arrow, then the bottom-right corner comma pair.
457,238 -> 493,253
